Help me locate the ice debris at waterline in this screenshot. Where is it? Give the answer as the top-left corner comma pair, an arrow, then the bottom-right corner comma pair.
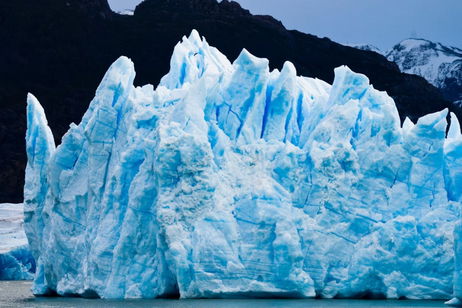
0,203 -> 35,280
25,30 -> 462,300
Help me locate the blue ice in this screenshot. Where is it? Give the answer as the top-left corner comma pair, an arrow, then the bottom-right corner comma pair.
24,30 -> 462,300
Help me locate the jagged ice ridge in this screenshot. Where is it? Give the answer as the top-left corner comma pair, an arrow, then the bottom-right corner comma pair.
25,30 -> 462,300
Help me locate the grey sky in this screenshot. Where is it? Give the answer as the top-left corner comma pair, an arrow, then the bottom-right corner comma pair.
108,0 -> 462,51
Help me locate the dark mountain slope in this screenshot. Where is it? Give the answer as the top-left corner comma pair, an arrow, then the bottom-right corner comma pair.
0,0 -> 457,202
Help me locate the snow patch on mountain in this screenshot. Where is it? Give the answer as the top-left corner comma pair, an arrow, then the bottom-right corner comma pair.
346,44 -> 384,55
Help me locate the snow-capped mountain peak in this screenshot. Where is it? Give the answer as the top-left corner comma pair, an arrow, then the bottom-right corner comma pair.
387,38 -> 462,103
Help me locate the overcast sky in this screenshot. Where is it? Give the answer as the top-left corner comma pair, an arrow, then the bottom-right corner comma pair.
108,0 -> 462,51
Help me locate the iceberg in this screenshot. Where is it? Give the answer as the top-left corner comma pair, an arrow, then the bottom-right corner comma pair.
24,30 -> 462,299
0,203 -> 35,280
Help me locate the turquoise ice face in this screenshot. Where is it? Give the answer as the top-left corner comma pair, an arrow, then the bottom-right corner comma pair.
24,30 -> 462,300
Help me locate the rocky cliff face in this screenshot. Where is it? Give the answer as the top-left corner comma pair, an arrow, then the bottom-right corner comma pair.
0,0 -> 456,202
387,39 -> 462,105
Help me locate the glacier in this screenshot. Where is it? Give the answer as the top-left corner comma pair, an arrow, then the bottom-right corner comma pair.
24,30 -> 462,300
0,203 -> 35,280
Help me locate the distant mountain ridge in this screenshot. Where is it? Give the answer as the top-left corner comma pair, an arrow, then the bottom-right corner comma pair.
0,0 -> 456,202
347,44 -> 383,55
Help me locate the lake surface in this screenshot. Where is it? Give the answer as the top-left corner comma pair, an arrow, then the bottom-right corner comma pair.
0,281 -> 448,308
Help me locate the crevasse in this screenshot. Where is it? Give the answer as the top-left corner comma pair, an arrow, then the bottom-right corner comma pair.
24,30 -> 462,300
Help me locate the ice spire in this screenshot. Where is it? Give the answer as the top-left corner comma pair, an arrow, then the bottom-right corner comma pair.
24,93 -> 55,293
159,29 -> 232,89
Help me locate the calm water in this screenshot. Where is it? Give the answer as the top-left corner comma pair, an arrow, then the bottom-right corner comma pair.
0,281 -> 448,308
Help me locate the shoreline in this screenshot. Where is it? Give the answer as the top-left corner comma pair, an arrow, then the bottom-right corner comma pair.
0,281 -> 448,308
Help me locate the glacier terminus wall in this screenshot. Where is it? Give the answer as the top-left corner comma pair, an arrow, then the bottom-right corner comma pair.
24,30 -> 462,300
